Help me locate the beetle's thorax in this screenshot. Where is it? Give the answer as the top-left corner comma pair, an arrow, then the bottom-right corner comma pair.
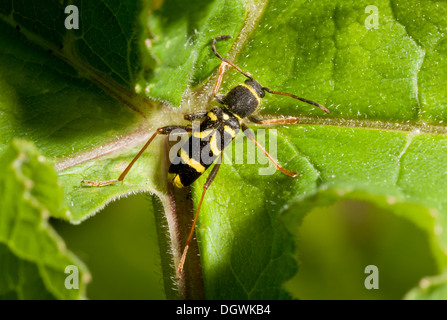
221,79 -> 265,118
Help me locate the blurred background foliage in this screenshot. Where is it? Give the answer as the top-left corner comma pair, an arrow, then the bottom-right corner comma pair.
54,196 -> 439,299
53,194 -> 165,299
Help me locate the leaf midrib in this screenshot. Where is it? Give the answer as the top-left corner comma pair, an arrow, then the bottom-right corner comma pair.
54,109 -> 447,174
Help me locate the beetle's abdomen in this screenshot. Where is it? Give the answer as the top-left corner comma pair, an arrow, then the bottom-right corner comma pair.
169,107 -> 240,187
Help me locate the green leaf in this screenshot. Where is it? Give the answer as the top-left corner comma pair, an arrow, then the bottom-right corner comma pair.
144,0 -> 247,105
405,269 -> 447,300
0,139 -> 89,299
192,0 -> 447,299
284,200 -> 442,299
0,0 -> 153,223
2,0 -> 447,300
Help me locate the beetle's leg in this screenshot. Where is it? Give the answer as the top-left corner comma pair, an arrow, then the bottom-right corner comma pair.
241,123 -> 298,178
177,152 -> 223,276
212,35 -> 253,80
248,115 -> 301,125
81,126 -> 192,186
212,61 -> 229,103
184,111 -> 208,121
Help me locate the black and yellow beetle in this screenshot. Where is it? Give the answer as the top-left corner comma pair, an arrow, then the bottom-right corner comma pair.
82,35 -> 330,275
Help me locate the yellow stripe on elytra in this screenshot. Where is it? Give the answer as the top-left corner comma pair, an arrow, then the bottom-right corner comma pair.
189,157 -> 205,173
240,83 -> 261,106
224,125 -> 236,138
180,148 -> 205,173
173,175 -> 184,188
209,132 -> 221,155
192,129 -> 214,139
208,111 -> 218,121
179,148 -> 190,165
222,105 -> 242,121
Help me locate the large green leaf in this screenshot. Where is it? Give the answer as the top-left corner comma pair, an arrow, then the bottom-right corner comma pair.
0,139 -> 89,299
1,0 -> 447,299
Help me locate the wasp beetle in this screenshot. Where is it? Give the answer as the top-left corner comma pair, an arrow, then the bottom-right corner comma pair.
82,35 -> 330,275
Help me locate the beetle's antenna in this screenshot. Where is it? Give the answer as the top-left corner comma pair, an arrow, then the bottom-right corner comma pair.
262,87 -> 330,114
212,35 -> 329,114
212,35 -> 253,80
